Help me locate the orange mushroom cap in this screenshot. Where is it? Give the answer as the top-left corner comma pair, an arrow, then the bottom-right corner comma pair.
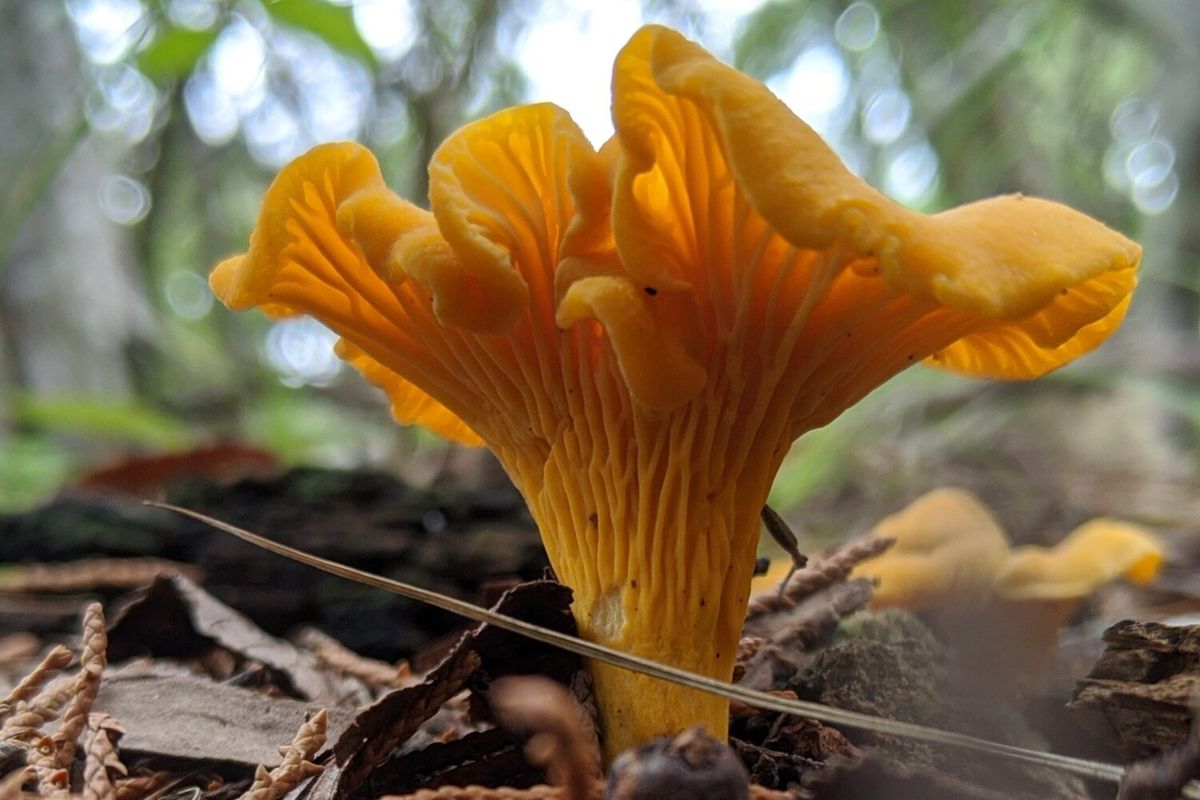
852,488 -> 1011,614
854,490 -> 1163,611
996,518 -> 1163,601
211,26 -> 1140,757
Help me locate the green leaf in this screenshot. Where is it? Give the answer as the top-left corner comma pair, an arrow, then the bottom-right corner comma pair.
262,0 -> 378,70
137,25 -> 221,82
12,394 -> 193,450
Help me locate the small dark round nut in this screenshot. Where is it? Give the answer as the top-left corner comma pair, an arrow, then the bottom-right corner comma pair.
605,727 -> 749,800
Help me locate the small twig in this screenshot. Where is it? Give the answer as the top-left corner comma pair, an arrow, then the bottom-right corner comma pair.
83,714 -> 127,800
745,536 -> 893,620
0,646 -> 72,722
54,603 -> 108,767
489,677 -> 602,800
296,628 -> 416,690
239,710 -> 326,800
1,676 -> 74,745
113,769 -> 176,800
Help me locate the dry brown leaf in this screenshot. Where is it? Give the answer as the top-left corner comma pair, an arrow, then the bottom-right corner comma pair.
107,575 -> 359,706
335,647 -> 481,796
333,581 -> 580,799
93,663 -> 347,768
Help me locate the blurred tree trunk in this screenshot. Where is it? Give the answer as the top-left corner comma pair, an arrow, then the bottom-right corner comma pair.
0,3 -> 146,406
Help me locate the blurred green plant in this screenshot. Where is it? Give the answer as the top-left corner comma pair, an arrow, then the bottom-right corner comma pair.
11,394 -> 193,449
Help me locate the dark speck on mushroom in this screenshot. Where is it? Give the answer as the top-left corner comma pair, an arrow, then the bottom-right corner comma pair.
644,286 -> 658,296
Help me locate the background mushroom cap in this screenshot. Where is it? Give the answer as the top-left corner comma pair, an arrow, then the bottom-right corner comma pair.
853,487 -> 1011,612
995,518 -> 1164,600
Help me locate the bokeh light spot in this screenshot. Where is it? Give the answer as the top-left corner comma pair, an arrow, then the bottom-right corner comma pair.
884,139 -> 939,205
1110,96 -> 1158,142
835,3 -> 880,52
98,174 -> 151,225
1132,169 -> 1178,216
66,0 -> 146,65
771,42 -> 852,136
264,318 -> 343,388
353,0 -> 416,61
862,88 -> 910,144
164,271 -> 215,320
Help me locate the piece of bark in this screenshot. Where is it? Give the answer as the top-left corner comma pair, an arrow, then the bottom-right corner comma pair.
1118,713 -> 1200,800
335,648 -> 482,796
93,664 -> 348,769
369,729 -> 538,796
1072,620 -> 1200,759
334,581 -> 579,799
730,696 -> 857,790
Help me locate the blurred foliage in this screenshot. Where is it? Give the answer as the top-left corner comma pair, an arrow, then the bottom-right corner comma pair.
1,0 -> 1197,524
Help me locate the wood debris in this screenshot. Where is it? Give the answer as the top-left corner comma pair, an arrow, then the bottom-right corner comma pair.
296,628 -> 417,692
0,646 -> 72,718
1072,619 -> 1200,759
745,536 -> 893,621
239,709 -> 327,800
53,604 -> 107,767
82,714 -> 126,800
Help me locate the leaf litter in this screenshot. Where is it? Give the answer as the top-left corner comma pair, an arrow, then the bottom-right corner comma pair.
0,467 -> 1198,799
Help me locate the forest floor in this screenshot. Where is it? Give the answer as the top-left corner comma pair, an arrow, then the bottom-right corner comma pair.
0,451 -> 1198,800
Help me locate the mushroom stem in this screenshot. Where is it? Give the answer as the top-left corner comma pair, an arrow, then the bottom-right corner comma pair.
496,415 -> 777,762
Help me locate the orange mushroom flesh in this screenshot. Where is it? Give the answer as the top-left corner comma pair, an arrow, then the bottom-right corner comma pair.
211,26 -> 1139,759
